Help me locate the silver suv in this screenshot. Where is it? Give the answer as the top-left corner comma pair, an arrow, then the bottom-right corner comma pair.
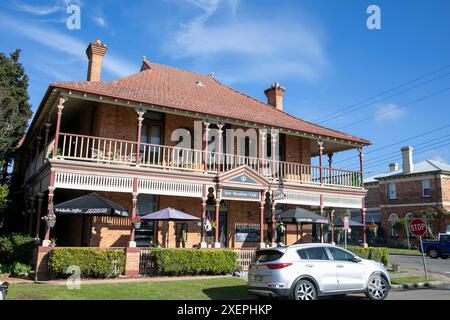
247,243 -> 390,300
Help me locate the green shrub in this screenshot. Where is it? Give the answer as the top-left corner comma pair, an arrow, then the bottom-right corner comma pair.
150,248 -> 238,275
48,248 -> 125,279
10,262 -> 32,276
346,246 -> 389,266
0,233 -> 35,265
0,263 -> 11,274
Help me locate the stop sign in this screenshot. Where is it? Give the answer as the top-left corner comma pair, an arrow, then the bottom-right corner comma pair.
409,218 -> 427,237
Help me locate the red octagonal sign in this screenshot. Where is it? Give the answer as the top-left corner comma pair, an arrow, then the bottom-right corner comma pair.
409,218 -> 427,237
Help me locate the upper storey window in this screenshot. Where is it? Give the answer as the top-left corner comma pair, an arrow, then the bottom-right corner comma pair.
387,182 -> 397,200
422,179 -> 431,198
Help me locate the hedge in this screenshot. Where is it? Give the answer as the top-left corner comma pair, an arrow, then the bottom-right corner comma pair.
48,248 -> 125,279
0,233 -> 36,265
149,248 -> 238,275
346,246 -> 389,266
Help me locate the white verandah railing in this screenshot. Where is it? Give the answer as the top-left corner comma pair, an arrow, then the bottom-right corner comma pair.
54,132 -> 362,189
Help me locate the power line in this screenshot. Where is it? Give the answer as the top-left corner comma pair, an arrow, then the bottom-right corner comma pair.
334,124 -> 450,164
337,87 -> 450,130
360,140 -> 450,171
313,64 -> 450,123
316,71 -> 450,124
362,136 -> 450,167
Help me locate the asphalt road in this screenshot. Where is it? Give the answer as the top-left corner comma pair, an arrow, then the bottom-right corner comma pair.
390,254 -> 450,276
322,285 -> 450,300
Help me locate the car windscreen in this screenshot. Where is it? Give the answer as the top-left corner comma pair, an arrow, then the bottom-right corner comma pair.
255,249 -> 285,263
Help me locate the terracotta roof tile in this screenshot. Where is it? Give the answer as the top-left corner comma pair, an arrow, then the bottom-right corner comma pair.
52,61 -> 371,145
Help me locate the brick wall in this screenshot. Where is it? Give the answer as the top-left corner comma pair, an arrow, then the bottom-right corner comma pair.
441,176 -> 450,207
364,184 -> 380,208
285,135 -> 311,165
93,103 -> 137,141
89,192 -> 132,247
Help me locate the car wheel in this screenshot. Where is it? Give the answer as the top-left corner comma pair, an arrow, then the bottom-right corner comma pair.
293,279 -> 317,301
365,274 -> 389,301
428,248 -> 440,259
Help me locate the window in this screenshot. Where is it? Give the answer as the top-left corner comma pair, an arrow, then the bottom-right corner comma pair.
327,247 -> 355,262
422,180 -> 431,197
135,194 -> 158,247
387,183 -> 397,200
175,223 -> 188,248
446,223 -> 450,234
298,247 -> 330,260
388,213 -> 399,237
255,250 -> 285,262
441,235 -> 450,243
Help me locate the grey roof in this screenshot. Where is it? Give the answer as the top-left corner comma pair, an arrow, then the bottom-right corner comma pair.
365,160 -> 450,183
140,207 -> 200,221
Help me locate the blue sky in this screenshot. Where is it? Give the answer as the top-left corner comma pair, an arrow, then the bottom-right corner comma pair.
0,0 -> 449,176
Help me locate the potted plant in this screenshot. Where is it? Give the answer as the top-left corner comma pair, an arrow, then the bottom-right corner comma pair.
42,213 -> 57,228
131,217 -> 142,229
49,237 -> 57,248
367,222 -> 378,237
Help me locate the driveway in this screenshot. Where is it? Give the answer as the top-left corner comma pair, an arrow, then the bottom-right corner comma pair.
390,254 -> 450,277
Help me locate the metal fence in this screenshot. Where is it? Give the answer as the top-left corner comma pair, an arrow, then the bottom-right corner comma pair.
235,248 -> 257,271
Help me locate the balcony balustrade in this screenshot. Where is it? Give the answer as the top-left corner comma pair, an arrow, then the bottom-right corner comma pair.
25,132 -> 362,189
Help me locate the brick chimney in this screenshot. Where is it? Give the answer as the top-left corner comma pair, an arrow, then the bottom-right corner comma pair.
401,146 -> 414,174
264,82 -> 286,111
86,39 -> 108,82
389,162 -> 399,172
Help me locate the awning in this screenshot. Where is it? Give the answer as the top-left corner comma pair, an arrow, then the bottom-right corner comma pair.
140,207 -> 200,221
333,216 -> 365,227
54,193 -> 129,217
276,207 -> 329,224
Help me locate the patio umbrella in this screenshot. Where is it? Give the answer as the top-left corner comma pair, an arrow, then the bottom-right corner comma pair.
276,207 -> 329,244
276,207 -> 329,224
333,216 -> 365,227
140,208 -> 200,247
54,193 -> 129,217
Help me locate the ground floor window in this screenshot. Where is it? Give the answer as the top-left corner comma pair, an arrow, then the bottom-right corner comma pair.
136,194 -> 158,247
389,213 -> 399,237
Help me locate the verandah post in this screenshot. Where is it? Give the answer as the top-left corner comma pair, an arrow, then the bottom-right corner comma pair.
52,96 -> 66,158
135,108 -> 145,165
359,147 -> 368,247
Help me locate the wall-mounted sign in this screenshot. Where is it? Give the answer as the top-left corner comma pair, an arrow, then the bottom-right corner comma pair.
222,188 -> 260,200
235,224 -> 260,242
228,174 -> 258,184
273,188 -> 286,201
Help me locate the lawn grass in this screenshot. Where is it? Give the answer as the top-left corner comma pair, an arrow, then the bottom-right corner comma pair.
8,277 -> 251,300
390,276 -> 433,285
387,247 -> 422,255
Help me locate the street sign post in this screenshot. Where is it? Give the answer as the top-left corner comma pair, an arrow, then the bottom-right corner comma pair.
343,217 -> 349,250
409,218 -> 428,279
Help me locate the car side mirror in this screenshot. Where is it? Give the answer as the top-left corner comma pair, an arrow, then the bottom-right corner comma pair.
350,256 -> 361,263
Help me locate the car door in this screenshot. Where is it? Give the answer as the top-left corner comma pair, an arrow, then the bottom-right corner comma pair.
327,247 -> 366,291
298,247 -> 339,292
440,235 -> 450,254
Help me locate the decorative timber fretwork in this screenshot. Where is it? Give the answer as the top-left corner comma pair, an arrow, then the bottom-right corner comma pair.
138,178 -> 202,198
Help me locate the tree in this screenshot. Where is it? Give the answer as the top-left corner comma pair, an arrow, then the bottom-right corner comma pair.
0,49 -> 32,164
413,208 -> 450,239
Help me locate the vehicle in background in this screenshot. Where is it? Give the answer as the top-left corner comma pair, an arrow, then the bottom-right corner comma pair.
0,281 -> 8,300
420,233 -> 450,259
247,243 -> 390,300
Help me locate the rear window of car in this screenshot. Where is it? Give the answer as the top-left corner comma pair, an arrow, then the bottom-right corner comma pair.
255,250 -> 285,262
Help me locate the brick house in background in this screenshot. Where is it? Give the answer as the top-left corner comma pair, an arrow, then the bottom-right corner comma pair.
364,146 -> 450,245
12,39 -> 372,249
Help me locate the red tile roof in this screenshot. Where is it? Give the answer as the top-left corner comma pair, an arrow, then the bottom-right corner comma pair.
52,61 -> 370,145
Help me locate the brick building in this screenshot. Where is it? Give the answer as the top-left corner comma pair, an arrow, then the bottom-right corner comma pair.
13,39 -> 372,249
364,146 -> 450,245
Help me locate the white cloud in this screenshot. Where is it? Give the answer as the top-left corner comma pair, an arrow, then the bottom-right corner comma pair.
165,0 -> 327,84
375,103 -> 405,121
9,1 -> 62,15
93,16 -> 108,28
0,13 -> 136,78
